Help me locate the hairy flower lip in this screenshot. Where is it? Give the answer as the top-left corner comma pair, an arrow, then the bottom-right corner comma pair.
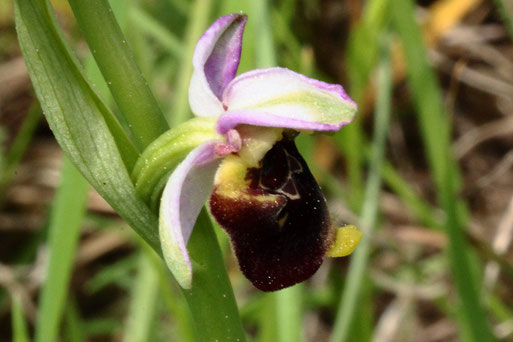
210,136 -> 333,291
159,13 -> 358,289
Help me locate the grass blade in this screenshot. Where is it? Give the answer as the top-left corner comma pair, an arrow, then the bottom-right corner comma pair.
168,0 -> 213,126
64,300 -> 86,342
249,0 -> 275,68
0,103 -> 41,196
129,6 -> 183,59
11,294 -> 30,342
391,1 -> 497,341
34,159 -> 89,342
331,35 -> 392,342
153,256 -> 197,342
336,0 -> 391,208
494,0 -> 513,39
123,250 -> 159,342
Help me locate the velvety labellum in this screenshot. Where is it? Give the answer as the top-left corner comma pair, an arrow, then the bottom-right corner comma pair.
210,136 -> 333,291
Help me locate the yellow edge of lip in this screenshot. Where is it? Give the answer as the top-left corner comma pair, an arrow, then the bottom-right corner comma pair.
326,225 -> 362,258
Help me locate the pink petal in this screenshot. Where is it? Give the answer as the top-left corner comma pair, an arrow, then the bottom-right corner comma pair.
217,110 -> 351,135
219,67 -> 357,132
159,142 -> 221,288
189,14 -> 248,117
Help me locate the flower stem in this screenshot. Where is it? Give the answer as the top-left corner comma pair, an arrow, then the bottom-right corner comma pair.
67,0 -> 169,151
182,208 -> 246,342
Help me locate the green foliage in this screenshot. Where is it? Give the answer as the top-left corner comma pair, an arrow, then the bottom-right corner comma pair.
331,34 -> 393,342
123,251 -> 159,342
11,294 -> 30,342
15,0 -> 160,250
391,1 -> 496,340
7,0 -> 507,341
0,104 -> 42,196
34,159 -> 88,342
495,0 -> 513,39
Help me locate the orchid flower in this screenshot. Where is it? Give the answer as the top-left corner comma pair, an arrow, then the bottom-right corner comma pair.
159,13 -> 360,292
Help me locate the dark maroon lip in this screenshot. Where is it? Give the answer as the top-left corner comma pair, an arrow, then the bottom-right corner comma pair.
210,135 -> 332,291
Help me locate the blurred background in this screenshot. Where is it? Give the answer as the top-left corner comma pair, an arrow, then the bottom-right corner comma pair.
1,0 -> 513,341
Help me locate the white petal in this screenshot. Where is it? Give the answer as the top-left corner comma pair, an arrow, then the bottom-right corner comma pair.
159,142 -> 221,288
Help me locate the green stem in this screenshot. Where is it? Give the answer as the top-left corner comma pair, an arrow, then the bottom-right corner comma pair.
257,295 -> 278,342
67,0 -> 169,150
331,36 -> 392,342
276,285 -> 303,342
35,159 -> 89,342
182,209 -> 246,342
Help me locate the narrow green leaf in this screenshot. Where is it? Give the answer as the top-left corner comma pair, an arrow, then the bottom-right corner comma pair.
123,251 -> 159,342
331,35 -> 392,342
67,0 -> 169,150
495,0 -> 513,39
381,162 -> 441,229
0,102 -> 41,196
11,294 -> 30,342
15,0 -> 161,251
249,0 -> 275,68
182,209 -> 246,342
346,0 -> 389,98
166,0 -> 190,16
169,0 -> 213,126
335,122 -> 364,207
152,255 -> 197,342
391,1 -> 497,341
129,6 -> 183,59
34,159 -> 88,342
336,0 -> 390,209
64,299 -> 86,342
